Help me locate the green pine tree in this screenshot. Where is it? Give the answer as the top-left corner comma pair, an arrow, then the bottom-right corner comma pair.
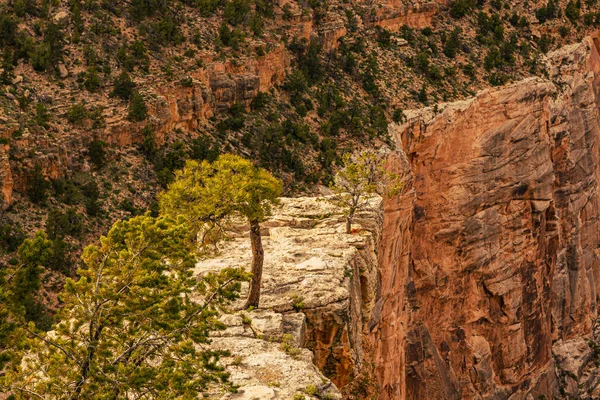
5,215 -> 249,398
160,154 -> 282,309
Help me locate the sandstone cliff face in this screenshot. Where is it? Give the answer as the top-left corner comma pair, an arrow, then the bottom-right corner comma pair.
373,33 -> 600,399
194,196 -> 382,398
361,0 -> 443,31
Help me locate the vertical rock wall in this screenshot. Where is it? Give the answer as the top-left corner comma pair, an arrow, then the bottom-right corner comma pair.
373,33 -> 600,399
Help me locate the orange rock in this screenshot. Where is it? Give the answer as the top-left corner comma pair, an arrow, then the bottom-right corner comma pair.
373,32 -> 600,399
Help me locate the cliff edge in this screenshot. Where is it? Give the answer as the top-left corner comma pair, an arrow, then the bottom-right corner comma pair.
374,32 -> 600,400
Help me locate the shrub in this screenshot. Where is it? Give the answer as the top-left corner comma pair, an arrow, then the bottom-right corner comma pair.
88,140 -> 106,168
450,0 -> 476,18
538,33 -> 553,53
190,136 -> 220,162
375,26 -> 391,47
130,0 -> 168,19
128,92 -> 148,121
35,103 -> 50,129
0,15 -> 17,47
224,0 -> 251,25
218,23 -> 242,49
30,43 -> 52,72
393,108 -> 405,124
536,0 -> 559,23
27,164 -> 49,204
83,67 -> 101,92
111,71 -> 136,101
417,84 -> 428,104
443,27 -> 461,58
66,103 -> 88,126
565,0 -> 581,22
45,208 -> 83,240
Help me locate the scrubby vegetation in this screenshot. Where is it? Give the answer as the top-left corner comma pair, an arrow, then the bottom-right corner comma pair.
1,0 -> 600,395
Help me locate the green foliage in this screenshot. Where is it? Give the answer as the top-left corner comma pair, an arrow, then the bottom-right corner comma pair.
88,139 -> 107,168
5,215 -> 250,398
218,22 -> 243,49
392,108 -> 405,124
27,164 -> 49,204
190,136 -> 221,162
128,92 -> 148,121
375,26 -> 391,47
111,71 -> 136,100
146,14 -> 185,48
160,154 -> 282,244
9,231 -> 53,328
536,0 -> 560,23
45,208 -> 83,240
0,224 -> 25,254
288,38 -> 323,84
0,15 -> 18,47
443,27 -> 461,58
35,102 -> 50,129
117,41 -> 150,72
280,334 -> 300,358
566,0 -> 581,22
291,295 -> 305,311
224,0 -> 250,25
241,120 -> 308,177
417,84 -> 428,104
130,0 -> 168,19
82,181 -> 101,216
29,22 -> 64,72
537,33 -> 553,53
450,0 -> 476,18
328,151 -> 402,233
217,103 -> 246,133
66,103 -> 88,126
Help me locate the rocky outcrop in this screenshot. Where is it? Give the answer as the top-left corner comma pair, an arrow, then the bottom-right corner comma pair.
194,196 -> 382,398
373,33 -> 600,399
361,0 -> 441,31
0,143 -> 13,207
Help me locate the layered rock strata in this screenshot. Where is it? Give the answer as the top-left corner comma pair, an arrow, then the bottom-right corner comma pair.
194,196 -> 382,398
372,33 -> 600,399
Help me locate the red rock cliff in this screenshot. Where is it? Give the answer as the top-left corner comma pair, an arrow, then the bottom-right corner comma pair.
372,32 -> 600,399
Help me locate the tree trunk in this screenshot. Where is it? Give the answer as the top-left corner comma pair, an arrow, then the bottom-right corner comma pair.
346,208 -> 355,234
245,220 -> 263,309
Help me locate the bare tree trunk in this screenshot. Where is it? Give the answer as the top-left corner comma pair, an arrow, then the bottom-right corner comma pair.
244,220 -> 263,309
346,208 -> 355,234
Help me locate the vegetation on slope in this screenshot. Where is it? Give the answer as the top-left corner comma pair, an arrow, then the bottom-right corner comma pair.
2,0 -> 600,393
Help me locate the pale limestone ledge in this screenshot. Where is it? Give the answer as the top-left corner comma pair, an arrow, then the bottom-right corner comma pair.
195,196 -> 383,400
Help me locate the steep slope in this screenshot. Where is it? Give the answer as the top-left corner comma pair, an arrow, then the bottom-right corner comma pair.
374,32 -> 600,399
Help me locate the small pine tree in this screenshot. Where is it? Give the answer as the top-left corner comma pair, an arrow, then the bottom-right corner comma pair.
328,151 -> 402,234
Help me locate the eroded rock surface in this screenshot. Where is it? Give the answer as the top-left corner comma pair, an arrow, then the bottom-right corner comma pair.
195,196 -> 382,398
373,33 -> 600,399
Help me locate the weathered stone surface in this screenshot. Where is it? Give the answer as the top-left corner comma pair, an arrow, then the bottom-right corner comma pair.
0,143 -> 13,207
53,11 -> 70,26
209,72 -> 260,110
375,33 -> 600,399
57,63 -> 68,79
195,196 -> 382,395
361,0 -> 440,31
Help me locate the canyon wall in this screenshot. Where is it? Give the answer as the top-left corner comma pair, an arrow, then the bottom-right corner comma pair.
372,33 -> 600,399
